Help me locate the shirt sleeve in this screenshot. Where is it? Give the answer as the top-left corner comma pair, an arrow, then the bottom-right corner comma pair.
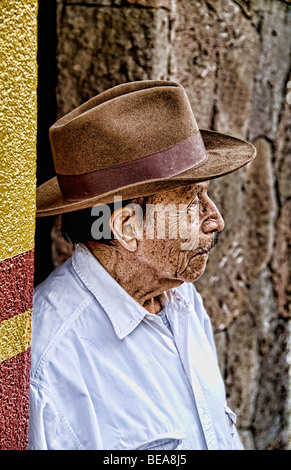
28,381 -> 80,450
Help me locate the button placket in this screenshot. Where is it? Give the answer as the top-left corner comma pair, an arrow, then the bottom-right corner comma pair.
167,298 -> 219,450
143,313 -> 173,338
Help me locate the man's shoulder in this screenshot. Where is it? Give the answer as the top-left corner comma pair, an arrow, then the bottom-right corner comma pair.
31,255 -> 95,376
34,255 -> 87,309
34,257 -> 91,325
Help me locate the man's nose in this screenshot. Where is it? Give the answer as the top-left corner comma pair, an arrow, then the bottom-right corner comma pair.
201,199 -> 225,234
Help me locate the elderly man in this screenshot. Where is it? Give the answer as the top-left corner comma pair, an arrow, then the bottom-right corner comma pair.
29,81 -> 256,450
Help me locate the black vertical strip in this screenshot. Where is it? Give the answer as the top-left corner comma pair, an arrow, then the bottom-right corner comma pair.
35,0 -> 58,286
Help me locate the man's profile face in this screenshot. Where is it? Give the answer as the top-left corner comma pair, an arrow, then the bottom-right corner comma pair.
137,181 -> 225,283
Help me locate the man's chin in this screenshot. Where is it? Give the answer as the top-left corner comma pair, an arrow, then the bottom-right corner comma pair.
178,258 -> 208,283
182,270 -> 205,283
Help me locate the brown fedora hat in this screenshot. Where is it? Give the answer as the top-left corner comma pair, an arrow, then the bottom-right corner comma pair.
36,80 -> 256,217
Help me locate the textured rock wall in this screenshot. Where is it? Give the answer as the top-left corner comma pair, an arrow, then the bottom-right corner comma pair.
41,0 -> 290,450
184,1 -> 291,449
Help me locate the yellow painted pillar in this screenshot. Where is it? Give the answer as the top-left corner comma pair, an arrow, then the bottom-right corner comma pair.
0,0 -> 38,450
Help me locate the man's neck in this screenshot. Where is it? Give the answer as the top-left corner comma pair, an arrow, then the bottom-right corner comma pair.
85,242 -> 181,314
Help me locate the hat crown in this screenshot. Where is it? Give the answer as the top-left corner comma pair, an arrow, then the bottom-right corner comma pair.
36,80 -> 256,217
49,80 -> 199,176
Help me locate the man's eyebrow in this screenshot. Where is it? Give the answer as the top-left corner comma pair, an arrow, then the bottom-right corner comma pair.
198,181 -> 209,189
192,182 -> 208,194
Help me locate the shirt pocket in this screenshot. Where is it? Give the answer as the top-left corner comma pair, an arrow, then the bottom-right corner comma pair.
136,430 -> 186,450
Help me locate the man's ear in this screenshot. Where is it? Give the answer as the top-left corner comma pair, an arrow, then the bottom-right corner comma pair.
110,206 -> 138,252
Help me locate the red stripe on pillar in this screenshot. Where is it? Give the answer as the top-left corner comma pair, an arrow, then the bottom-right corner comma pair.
0,249 -> 34,449
0,250 -> 34,323
0,348 -> 31,450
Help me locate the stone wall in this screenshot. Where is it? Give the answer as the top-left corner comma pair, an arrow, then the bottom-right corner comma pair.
37,0 -> 291,450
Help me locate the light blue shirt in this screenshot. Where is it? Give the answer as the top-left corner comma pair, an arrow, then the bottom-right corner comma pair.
28,244 -> 243,450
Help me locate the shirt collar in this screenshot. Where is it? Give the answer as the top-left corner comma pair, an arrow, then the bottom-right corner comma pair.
71,244 -> 152,339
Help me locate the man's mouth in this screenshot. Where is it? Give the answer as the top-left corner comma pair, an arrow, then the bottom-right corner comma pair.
193,248 -> 210,256
192,234 -> 219,257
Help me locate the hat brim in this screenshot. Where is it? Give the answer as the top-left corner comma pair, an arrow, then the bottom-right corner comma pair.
36,130 -> 256,217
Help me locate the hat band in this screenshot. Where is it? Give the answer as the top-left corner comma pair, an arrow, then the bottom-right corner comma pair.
57,131 -> 207,202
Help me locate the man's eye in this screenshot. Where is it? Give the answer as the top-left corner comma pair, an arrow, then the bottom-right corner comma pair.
189,196 -> 199,207
187,201 -> 199,216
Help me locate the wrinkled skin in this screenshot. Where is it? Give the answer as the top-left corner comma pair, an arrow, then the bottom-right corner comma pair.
87,181 -> 224,314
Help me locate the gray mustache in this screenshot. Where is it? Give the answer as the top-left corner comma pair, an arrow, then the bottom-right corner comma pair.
182,233 -> 219,253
